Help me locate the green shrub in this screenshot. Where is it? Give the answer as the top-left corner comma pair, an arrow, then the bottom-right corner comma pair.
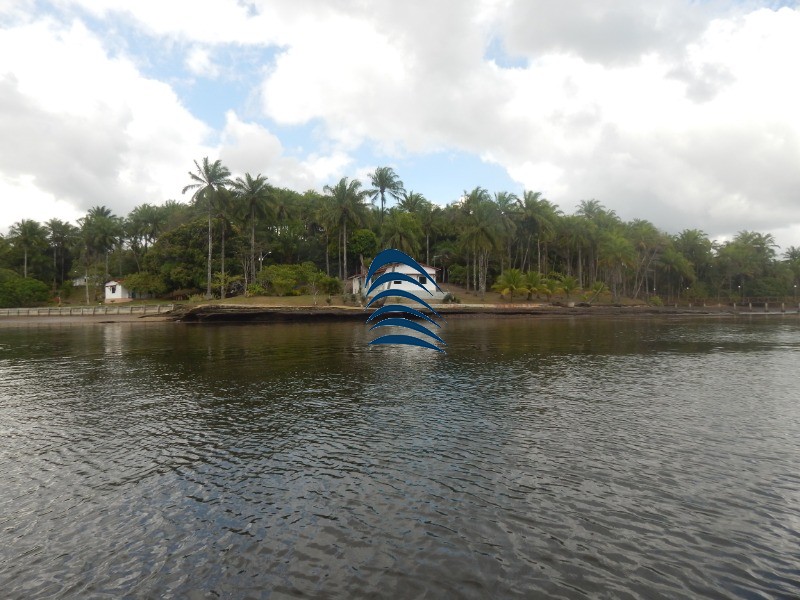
246,283 -> 266,296
0,269 -> 50,307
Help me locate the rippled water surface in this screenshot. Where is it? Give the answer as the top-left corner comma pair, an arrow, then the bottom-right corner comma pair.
1,316 -> 799,598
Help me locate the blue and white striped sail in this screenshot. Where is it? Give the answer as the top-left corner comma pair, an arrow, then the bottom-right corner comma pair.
364,249 -> 446,353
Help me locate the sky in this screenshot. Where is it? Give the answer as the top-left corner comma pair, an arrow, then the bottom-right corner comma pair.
1,0 -> 799,252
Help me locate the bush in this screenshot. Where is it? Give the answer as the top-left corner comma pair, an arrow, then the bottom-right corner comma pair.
448,264 -> 467,285
443,292 -> 460,304
123,272 -> 167,297
256,263 -> 340,299
649,295 -> 664,306
246,283 -> 267,296
0,269 -> 50,307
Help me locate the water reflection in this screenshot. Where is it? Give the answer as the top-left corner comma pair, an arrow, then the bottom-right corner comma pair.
0,317 -> 799,598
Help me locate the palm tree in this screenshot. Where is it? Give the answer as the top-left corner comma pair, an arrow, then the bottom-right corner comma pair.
397,190 -> 427,214
577,199 -> 620,282
78,206 -> 122,304
523,271 -> 542,300
9,219 -> 47,278
182,157 -> 232,298
398,191 -> 440,263
323,177 -> 369,279
540,277 -> 563,302
231,173 -> 272,287
45,218 -> 78,287
492,268 -> 528,302
126,204 -> 165,272
368,167 -> 405,225
599,232 -> 635,301
784,246 -> 800,262
626,219 -> 667,299
558,214 -> 593,287
382,209 -> 422,256
658,246 -> 694,302
213,187 -> 235,298
460,188 -> 501,297
494,191 -> 519,270
518,191 -> 560,273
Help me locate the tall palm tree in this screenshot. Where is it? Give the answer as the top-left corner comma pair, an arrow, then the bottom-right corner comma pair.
576,199 -> 620,281
231,172 -> 272,287
126,204 -> 165,272
599,232 -> 635,301
78,206 -> 122,304
398,191 -> 440,263
9,219 -> 47,278
45,218 -> 78,287
213,187 -> 235,298
460,188 -> 501,297
368,167 -> 405,225
518,191 -> 560,273
626,219 -> 666,299
493,191 -> 519,270
382,209 -> 422,256
323,177 -> 369,279
182,157 -> 231,298
397,190 -> 427,213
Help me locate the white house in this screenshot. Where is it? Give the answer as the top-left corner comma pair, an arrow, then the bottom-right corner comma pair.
104,279 -> 148,303
354,262 -> 444,302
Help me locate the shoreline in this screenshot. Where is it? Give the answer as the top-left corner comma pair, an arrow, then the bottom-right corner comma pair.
2,302 -> 798,325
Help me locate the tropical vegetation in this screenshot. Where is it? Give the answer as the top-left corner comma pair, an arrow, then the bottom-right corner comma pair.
1,157 -> 798,307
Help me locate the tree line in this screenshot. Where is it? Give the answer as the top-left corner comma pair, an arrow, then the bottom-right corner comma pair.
1,157 -> 799,307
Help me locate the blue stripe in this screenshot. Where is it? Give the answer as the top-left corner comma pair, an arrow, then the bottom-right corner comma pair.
368,334 -> 445,352
366,248 -> 443,293
366,272 -> 433,297
366,290 -> 444,320
369,317 -> 446,345
366,304 -> 441,328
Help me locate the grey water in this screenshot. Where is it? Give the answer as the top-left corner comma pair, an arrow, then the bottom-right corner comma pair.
1,316 -> 799,599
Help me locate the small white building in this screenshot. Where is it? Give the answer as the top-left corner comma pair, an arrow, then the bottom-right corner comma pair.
354,262 -> 444,301
104,279 -> 134,303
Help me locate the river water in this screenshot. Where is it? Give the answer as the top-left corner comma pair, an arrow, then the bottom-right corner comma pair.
1,316 -> 799,598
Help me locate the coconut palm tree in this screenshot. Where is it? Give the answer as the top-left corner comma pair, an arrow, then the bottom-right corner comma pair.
397,190 -> 427,214
368,167 -> 405,225
398,191 -> 440,264
126,203 -> 165,272
8,219 -> 47,278
518,191 -> 560,273
460,188 -> 501,297
323,177 -> 369,279
78,206 -> 122,304
382,209 -> 422,256
45,218 -> 78,287
231,172 -> 272,286
182,157 -> 231,298
494,191 -> 519,270
599,232 -> 636,301
492,268 -> 528,302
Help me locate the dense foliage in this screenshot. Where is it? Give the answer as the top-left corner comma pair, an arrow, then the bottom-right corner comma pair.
1,158 -> 798,306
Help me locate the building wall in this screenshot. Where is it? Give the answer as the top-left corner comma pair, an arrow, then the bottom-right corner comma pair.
367,264 -> 443,300
105,282 -> 132,304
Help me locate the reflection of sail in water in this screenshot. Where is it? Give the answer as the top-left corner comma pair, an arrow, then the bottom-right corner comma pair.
364,249 -> 446,353
103,324 -> 124,355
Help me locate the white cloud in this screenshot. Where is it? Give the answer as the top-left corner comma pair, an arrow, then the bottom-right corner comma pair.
0,174 -> 85,230
58,0 -> 280,44
2,1 -> 800,252
0,18 -> 212,232
185,46 -> 219,78
219,111 -> 354,191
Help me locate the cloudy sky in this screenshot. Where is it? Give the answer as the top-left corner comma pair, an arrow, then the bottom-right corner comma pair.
1,0 -> 799,250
